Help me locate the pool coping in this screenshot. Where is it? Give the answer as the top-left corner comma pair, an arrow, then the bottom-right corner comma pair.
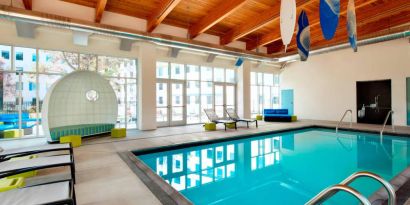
120,125 -> 410,205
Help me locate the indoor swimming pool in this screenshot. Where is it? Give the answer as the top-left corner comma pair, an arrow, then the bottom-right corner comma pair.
136,128 -> 410,205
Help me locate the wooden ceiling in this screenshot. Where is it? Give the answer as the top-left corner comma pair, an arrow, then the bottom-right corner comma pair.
36,0 -> 410,56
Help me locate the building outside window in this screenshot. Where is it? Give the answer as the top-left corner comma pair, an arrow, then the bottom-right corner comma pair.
251,72 -> 280,118
15,52 -> 23,61
0,45 -> 139,141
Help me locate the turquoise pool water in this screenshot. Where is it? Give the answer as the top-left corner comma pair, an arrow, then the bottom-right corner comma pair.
138,128 -> 410,205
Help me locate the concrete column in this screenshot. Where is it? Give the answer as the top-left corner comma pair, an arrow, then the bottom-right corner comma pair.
138,42 -> 157,130
237,60 -> 251,118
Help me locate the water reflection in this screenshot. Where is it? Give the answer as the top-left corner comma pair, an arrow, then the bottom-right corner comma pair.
148,137 -> 284,192
153,144 -> 238,191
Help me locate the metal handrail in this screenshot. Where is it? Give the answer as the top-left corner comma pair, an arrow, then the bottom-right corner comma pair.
306,171 -> 396,205
336,109 -> 352,133
305,184 -> 371,205
340,171 -> 396,205
381,110 -> 395,136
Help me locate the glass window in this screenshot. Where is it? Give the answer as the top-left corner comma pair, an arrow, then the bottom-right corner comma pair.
201,82 -> 213,122
250,72 -> 256,85
171,63 -> 185,80
264,73 -> 274,86
0,45 -> 11,70
186,81 -> 200,124
156,62 -> 169,79
127,79 -> 138,128
186,65 -> 199,80
257,73 -> 263,85
201,66 -> 212,81
274,74 -> 280,86
39,50 -> 78,73
79,54 -> 97,71
1,51 -> 9,60
15,52 -> 23,61
226,69 -> 236,83
213,68 -> 224,82
110,78 -> 126,127
15,47 -> 36,72
98,56 -> 136,78
250,72 -> 280,117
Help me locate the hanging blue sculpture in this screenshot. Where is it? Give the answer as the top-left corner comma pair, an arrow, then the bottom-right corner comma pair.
320,0 -> 340,40
347,0 -> 358,52
296,10 -> 310,61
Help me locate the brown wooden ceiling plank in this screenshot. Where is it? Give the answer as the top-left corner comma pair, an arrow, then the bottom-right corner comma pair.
188,0 -> 248,39
147,0 -> 183,32
220,0 -> 312,45
95,0 -> 107,23
248,0 -> 378,51
22,0 -> 32,10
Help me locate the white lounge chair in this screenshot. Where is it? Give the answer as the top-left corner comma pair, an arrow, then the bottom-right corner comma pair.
203,109 -> 237,131
0,155 -> 76,183
225,108 -> 258,128
0,144 -> 72,162
0,180 -> 76,205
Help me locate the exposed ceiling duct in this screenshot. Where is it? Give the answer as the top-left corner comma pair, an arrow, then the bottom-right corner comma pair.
119,38 -> 136,51
15,21 -> 37,38
72,30 -> 92,46
168,47 -> 181,58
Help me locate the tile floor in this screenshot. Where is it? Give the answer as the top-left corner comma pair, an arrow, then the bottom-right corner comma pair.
2,120 -> 410,205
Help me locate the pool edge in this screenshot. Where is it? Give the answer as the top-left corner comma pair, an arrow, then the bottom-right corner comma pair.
122,125 -> 410,205
118,151 -> 193,205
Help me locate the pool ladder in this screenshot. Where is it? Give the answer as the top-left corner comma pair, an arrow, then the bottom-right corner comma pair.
305,171 -> 396,205
380,110 -> 395,136
336,109 -> 352,133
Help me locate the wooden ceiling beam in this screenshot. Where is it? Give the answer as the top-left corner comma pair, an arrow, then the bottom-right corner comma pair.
95,0 -> 108,23
188,0 -> 248,39
147,0 -> 182,32
220,0 -> 312,46
248,0 -> 378,51
22,0 -> 32,10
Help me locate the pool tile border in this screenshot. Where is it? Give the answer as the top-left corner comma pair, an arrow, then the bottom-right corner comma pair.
119,151 -> 193,205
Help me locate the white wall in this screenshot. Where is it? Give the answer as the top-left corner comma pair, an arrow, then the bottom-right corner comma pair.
281,38 -> 410,126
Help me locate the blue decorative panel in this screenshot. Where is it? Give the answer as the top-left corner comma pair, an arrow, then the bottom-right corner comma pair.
296,10 -> 310,61
347,0 -> 357,52
320,0 -> 340,40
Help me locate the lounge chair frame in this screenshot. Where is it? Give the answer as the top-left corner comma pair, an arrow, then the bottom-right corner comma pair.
203,109 -> 237,131
225,108 -> 258,128
0,144 -> 73,162
0,155 -> 76,183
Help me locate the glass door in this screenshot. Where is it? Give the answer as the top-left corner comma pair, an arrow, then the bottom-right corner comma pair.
156,80 -> 186,127
226,85 -> 236,111
214,84 -> 225,118
214,83 -> 236,118
170,81 -> 185,126
156,80 -> 169,127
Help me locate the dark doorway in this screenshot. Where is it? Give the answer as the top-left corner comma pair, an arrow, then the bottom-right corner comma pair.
356,80 -> 392,125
